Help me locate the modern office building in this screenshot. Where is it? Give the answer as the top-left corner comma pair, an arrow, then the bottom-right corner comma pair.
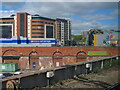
54,18 -> 71,46
0,12 -> 71,46
0,12 -> 55,38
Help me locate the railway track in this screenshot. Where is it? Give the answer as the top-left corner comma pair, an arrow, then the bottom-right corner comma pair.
105,82 -> 120,90
73,76 -> 111,88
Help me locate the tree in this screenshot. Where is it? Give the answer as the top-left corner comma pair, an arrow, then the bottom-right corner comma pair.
71,35 -> 83,41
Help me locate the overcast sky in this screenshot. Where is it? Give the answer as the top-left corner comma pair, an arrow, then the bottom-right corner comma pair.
0,0 -> 119,35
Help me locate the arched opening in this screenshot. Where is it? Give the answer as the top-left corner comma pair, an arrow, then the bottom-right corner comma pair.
53,51 -> 63,67
29,51 -> 39,69
76,51 -> 87,62
2,49 -> 20,68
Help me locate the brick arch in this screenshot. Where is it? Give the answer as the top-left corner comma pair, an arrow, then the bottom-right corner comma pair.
0,50 -> 5,56
52,51 -> 63,67
2,49 -> 20,68
76,51 -> 87,56
53,51 -> 63,59
2,49 -> 20,56
76,51 -> 87,61
29,51 -> 38,56
53,51 -> 62,55
29,51 -> 39,69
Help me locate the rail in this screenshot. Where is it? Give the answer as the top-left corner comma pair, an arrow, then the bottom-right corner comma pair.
105,82 -> 120,90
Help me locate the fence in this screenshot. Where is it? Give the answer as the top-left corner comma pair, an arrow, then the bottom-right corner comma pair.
1,55 -> 120,89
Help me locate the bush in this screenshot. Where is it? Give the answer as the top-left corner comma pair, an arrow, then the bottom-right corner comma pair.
93,67 -> 101,73
110,44 -> 116,47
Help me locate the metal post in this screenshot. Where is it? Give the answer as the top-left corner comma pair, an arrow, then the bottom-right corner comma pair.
101,60 -> 103,69
47,78 -> 50,87
0,80 -> 2,90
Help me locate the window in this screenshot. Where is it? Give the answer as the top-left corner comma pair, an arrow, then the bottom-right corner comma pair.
0,25 -> 12,38
6,22 -> 14,23
32,32 -> 44,34
0,18 -> 14,20
1,22 -> 13,24
32,29 -> 44,30
32,17 -> 55,21
32,25 -> 44,27
32,36 -> 44,38
32,21 -> 43,23
46,26 -> 53,38
20,14 -> 24,36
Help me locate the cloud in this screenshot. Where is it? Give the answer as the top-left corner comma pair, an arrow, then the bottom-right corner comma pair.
2,2 -> 118,17
0,10 -> 18,17
1,0 -> 120,2
81,14 -> 116,21
1,0 -> 26,2
1,2 -> 25,10
72,18 -> 118,34
1,2 -> 118,34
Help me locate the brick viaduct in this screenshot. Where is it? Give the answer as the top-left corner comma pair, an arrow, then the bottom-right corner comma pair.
0,47 -> 119,70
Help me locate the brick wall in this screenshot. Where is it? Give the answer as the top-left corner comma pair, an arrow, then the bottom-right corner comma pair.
1,47 -> 119,56
0,46 -> 119,69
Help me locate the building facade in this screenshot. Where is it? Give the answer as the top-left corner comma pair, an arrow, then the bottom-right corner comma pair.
54,18 -> 71,46
93,31 -> 120,46
84,29 -> 120,46
0,12 -> 71,46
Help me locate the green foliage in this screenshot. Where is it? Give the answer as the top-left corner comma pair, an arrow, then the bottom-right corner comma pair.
93,58 -> 119,73
93,67 -> 101,73
110,44 -> 116,47
103,61 -> 111,69
103,59 -> 118,69
72,35 -> 83,41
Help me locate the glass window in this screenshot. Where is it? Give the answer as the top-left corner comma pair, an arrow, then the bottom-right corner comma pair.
32,32 -> 44,34
32,17 -> 55,21
46,26 -> 53,38
20,14 -> 24,36
0,18 -> 14,20
32,29 -> 44,30
0,25 -> 12,38
32,25 -> 44,27
32,21 -> 43,23
32,36 -> 44,38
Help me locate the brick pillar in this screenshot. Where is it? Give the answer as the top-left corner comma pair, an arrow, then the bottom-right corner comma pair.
19,56 -> 29,70
0,56 -> 2,63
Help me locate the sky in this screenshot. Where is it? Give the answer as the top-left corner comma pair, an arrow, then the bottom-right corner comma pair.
0,0 -> 119,35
